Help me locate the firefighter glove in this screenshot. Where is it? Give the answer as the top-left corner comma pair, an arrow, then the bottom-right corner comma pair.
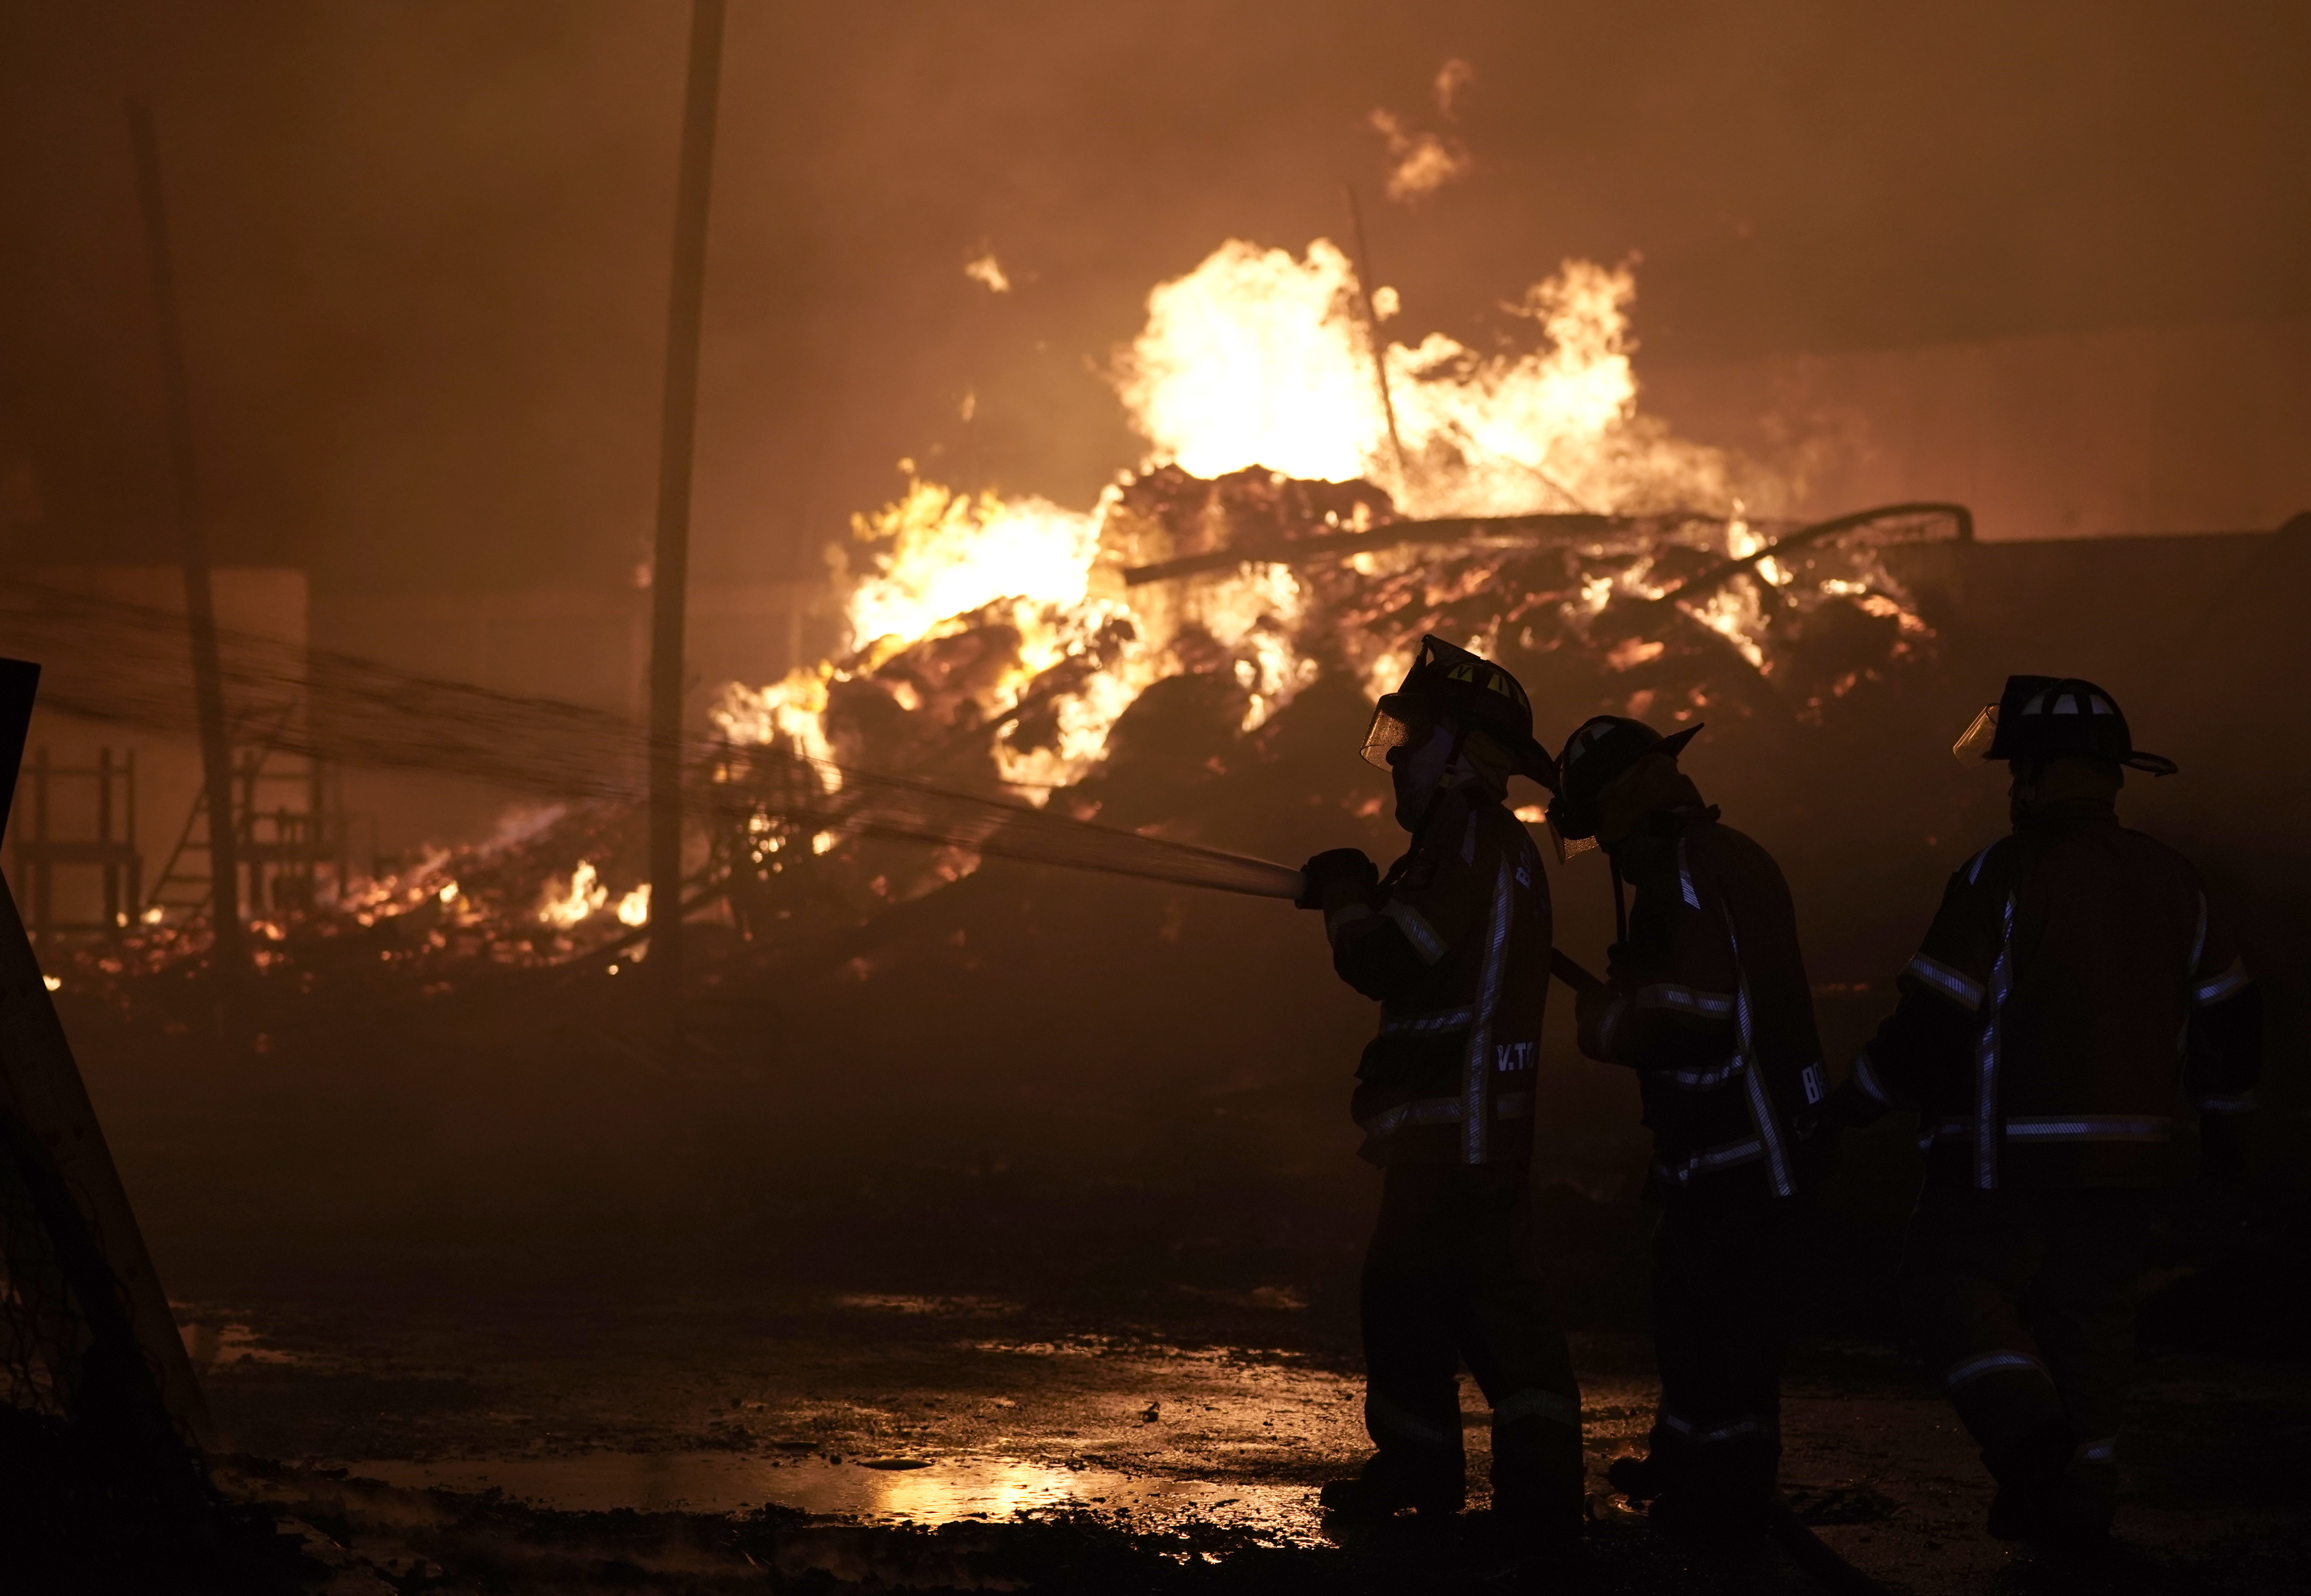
1574,980 -> 1628,1060
1297,847 -> 1378,911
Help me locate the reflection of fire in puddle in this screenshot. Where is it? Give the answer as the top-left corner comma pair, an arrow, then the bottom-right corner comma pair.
177,1320 -> 302,1368
831,1293 -> 1022,1317
347,1453 -> 1323,1541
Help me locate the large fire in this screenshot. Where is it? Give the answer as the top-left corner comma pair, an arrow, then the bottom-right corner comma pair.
44,238 -> 1950,1010
713,239 -> 1815,810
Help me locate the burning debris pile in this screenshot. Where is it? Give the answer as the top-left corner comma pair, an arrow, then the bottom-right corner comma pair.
698,243 -> 1965,967
36,243 -> 1970,1029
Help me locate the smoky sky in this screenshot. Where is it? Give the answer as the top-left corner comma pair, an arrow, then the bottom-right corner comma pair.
2,1 -> 2306,595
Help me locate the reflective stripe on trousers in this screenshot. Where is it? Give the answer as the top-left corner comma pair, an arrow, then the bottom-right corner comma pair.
1366,1390 -> 1454,1451
1657,1408 -> 1780,1447
1496,1386 -> 1581,1429
1942,1349 -> 2050,1392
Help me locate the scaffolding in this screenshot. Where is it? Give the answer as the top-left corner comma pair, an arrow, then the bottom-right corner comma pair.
7,747 -> 142,943
145,741 -> 350,925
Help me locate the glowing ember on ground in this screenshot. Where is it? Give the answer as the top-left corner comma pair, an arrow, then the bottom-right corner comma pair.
539,861 -> 610,928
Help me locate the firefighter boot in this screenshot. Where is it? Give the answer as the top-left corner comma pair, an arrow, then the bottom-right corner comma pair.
1319,1453 -> 1465,1519
1985,1417 -> 2102,1542
1488,1415 -> 1587,1540
1608,1452 -> 1670,1505
1646,1467 -> 1772,1536
2061,1442 -> 2120,1538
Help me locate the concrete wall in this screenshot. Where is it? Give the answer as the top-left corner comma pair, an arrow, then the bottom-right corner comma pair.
1646,316 -> 2311,541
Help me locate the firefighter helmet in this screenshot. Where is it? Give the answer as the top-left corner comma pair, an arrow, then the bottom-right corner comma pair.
1359,635 -> 1558,790
1951,675 -> 2175,775
1546,714 -> 1703,841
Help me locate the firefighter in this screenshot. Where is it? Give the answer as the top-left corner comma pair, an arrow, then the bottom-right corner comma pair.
1549,714 -> 1827,1531
1297,636 -> 1583,1537
1819,676 -> 2261,1541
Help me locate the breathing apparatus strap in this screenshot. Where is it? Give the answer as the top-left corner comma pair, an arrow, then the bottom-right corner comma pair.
1610,855 -> 1629,949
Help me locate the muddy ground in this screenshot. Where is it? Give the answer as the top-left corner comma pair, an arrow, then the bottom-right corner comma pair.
120,1148 -> 2305,1596
38,840 -> 2311,1596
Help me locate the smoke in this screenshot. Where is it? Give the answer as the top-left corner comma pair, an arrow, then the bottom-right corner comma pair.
1433,58 -> 1475,118
1367,59 -> 1479,206
0,1 -> 2305,597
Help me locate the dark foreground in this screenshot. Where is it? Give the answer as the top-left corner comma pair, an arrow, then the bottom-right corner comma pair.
37,949 -> 2310,1594
107,1188 -> 2299,1596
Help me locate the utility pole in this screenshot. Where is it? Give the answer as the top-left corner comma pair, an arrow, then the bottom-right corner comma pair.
1343,184 -> 1408,490
648,0 -> 726,1063
128,98 -> 245,989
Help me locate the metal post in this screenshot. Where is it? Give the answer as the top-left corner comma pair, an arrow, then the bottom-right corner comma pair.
236,750 -> 259,919
127,99 -> 245,984
98,747 -> 115,926
125,749 -> 141,919
29,746 -> 49,943
647,0 -> 727,1062
1343,184 -> 1408,489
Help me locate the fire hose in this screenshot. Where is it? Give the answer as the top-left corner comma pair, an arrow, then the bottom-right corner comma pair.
705,747 -> 1609,990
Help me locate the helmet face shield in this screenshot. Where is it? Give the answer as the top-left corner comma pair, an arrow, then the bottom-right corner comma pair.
1360,698 -> 1433,771
1952,702 -> 1999,766
1545,814 -> 1599,864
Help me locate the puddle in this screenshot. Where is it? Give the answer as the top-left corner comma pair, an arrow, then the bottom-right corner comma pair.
346,1451 -> 1325,1540
832,1293 -> 1023,1317
178,1320 -> 303,1368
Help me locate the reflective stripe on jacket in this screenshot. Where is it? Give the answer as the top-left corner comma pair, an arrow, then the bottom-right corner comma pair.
1330,788 -> 1551,1166
1858,801 -> 2260,1189
1579,819 -> 1821,1203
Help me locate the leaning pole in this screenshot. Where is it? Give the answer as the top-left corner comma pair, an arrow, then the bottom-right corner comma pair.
127,98 -> 246,997
647,0 -> 726,1065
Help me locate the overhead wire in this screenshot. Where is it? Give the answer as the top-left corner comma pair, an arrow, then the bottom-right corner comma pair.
0,576 -> 1303,901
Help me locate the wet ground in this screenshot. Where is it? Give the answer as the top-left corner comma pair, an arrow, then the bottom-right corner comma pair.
55,969 -> 2311,1592
160,1216 -> 2311,1595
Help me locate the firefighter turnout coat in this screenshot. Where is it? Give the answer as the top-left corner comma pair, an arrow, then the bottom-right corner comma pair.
1578,813 -> 1823,1202
1326,786 -> 1550,1166
1853,797 -> 2260,1188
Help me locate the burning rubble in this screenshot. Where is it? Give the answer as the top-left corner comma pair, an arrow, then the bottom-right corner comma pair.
38,241 -> 1968,1034
698,243 -> 1959,970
